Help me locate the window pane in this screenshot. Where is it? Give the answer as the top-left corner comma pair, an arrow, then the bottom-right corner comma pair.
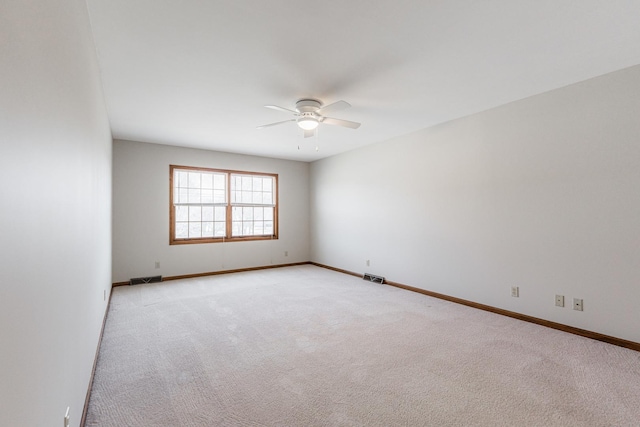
215,207 -> 225,221
178,188 -> 188,204
189,222 -> 201,238
254,221 -> 264,235
215,222 -> 225,237
176,222 -> 188,238
242,192 -> 252,204
214,190 -> 225,204
232,221 -> 242,236
189,206 -> 201,221
253,191 -> 263,204
232,206 -> 242,221
242,207 -> 253,221
243,222 -> 253,235
201,189 -> 213,204
177,171 -> 188,187
253,177 -> 262,191
188,172 -> 200,188
264,221 -> 273,234
263,178 -> 272,191
201,173 -> 213,189
264,207 -> 273,220
202,206 -> 214,221
214,174 -> 225,190
188,188 -> 201,203
176,205 -> 188,222
263,193 -> 272,205
231,176 -> 241,191
202,222 -> 214,237
242,176 -> 252,191
254,207 -> 263,220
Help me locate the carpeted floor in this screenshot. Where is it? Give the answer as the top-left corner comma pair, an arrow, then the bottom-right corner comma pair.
86,265 -> 640,426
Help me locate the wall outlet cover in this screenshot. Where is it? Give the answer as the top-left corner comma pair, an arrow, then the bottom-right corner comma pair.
573,298 -> 584,311
555,295 -> 564,307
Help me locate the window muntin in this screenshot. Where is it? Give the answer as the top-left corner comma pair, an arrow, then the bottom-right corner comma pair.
170,166 -> 277,244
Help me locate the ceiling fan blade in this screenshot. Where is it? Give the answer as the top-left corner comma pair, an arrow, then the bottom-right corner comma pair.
256,119 -> 295,129
316,100 -> 351,115
303,129 -> 315,138
321,116 -> 361,129
264,105 -> 298,114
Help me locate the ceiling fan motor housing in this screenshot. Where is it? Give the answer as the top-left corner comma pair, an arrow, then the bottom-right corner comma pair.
295,99 -> 322,113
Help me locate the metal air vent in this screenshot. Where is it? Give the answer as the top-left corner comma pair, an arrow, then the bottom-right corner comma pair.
129,275 -> 162,285
363,273 -> 385,284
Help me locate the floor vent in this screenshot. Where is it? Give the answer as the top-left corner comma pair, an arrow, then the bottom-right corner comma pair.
129,275 -> 162,285
363,273 -> 385,284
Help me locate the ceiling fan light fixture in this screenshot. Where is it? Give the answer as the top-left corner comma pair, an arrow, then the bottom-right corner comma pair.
297,114 -> 319,130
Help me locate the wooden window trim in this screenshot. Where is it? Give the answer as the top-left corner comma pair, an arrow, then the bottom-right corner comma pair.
169,165 -> 279,245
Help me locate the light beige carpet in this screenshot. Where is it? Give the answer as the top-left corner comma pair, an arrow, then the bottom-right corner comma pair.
86,265 -> 640,426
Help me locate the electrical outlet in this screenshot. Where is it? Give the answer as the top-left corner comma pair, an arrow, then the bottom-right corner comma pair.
64,407 -> 70,427
573,298 -> 583,311
284,251 -> 288,257
555,295 -> 564,307
366,260 -> 370,267
511,286 -> 519,297
155,261 -> 160,269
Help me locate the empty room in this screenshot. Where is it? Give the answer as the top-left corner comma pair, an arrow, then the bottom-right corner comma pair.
2,1 -> 640,426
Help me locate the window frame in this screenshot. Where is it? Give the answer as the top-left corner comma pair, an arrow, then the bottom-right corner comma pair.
169,165 -> 278,245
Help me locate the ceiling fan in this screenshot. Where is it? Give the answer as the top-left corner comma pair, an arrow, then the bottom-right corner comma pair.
257,99 -> 361,138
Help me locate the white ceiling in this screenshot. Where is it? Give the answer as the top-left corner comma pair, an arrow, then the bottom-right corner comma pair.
86,1 -> 640,162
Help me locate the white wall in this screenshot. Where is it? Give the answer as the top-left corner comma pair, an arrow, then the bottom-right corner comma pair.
0,1 -> 112,426
112,140 -> 310,283
310,65 -> 640,343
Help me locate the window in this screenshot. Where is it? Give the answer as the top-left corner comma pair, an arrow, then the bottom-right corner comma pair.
170,165 -> 278,244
